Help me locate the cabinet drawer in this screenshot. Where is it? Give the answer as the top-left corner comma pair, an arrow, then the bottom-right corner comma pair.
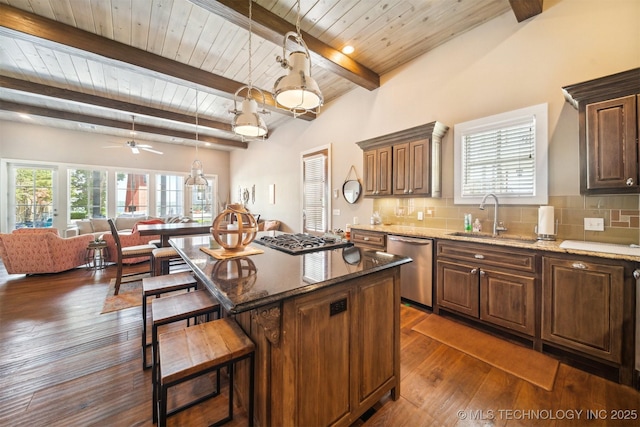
351,229 -> 386,250
437,241 -> 536,273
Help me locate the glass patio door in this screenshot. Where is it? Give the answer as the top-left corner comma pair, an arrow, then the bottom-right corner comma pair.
10,165 -> 59,230
186,175 -> 217,224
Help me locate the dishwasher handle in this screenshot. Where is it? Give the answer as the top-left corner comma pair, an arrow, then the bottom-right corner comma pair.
387,235 -> 432,245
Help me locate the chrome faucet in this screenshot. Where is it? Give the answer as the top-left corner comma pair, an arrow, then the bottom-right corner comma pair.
479,193 -> 508,237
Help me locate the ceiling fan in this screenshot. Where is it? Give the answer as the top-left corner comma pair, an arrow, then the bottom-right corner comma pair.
103,116 -> 163,155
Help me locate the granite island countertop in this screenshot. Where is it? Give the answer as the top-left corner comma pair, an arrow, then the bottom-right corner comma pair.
351,224 -> 640,263
169,234 -> 412,314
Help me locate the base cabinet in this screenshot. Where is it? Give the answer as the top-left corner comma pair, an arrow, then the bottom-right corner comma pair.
542,256 -> 625,363
436,241 -> 536,336
236,267 -> 401,427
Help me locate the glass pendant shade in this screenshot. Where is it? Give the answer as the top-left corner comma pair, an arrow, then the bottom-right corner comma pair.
274,50 -> 322,111
185,159 -> 208,187
233,98 -> 268,137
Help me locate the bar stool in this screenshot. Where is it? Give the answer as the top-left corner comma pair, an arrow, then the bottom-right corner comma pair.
151,290 -> 221,423
142,272 -> 198,369
156,317 -> 255,427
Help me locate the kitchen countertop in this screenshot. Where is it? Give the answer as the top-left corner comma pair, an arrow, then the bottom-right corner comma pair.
169,234 -> 412,314
351,224 -> 640,263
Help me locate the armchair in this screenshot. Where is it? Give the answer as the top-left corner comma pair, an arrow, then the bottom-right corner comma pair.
0,228 -> 94,275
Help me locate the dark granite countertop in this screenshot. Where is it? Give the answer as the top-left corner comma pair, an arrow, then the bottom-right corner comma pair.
169,234 -> 412,314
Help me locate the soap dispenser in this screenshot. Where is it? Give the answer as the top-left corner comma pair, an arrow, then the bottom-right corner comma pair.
473,218 -> 482,233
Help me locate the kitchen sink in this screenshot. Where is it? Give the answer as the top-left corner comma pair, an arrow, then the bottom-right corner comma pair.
447,231 -> 538,244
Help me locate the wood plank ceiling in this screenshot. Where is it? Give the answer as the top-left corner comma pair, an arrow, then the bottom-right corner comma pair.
0,0 -> 542,152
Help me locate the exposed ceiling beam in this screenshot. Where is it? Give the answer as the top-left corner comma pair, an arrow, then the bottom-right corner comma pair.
0,76 -> 233,133
190,0 -> 380,91
509,0 -> 543,22
0,100 -> 248,150
0,3 -> 314,121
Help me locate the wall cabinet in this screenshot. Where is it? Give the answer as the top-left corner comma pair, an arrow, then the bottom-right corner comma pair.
362,146 -> 392,196
436,241 -> 537,336
542,256 -> 625,363
356,122 -> 448,198
562,68 -> 640,195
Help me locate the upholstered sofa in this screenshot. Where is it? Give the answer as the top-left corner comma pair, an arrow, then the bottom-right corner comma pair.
0,228 -> 94,275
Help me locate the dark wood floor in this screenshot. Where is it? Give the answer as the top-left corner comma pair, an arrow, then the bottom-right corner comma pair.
1,262 -> 638,427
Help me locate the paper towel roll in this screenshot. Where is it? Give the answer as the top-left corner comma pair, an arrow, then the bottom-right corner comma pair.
538,206 -> 555,235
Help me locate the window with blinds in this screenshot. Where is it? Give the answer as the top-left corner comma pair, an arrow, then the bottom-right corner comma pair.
302,148 -> 329,234
454,104 -> 548,205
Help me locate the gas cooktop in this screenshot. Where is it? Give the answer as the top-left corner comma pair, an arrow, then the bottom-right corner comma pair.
254,233 -> 352,255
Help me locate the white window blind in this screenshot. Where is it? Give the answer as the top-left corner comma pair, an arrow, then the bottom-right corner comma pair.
454,103 -> 548,205
303,151 -> 327,234
462,117 -> 535,197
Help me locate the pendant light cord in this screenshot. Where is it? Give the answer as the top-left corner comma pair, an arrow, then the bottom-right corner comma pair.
195,90 -> 199,156
247,0 -> 253,91
295,0 -> 301,40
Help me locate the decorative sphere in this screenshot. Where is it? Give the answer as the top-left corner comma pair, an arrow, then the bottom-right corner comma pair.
211,204 -> 258,252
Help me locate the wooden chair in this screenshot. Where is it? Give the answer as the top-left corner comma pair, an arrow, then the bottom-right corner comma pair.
107,219 -> 156,295
156,317 -> 255,427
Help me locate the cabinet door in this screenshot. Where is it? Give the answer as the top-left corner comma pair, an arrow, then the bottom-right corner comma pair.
356,274 -> 396,404
363,147 -> 392,196
480,269 -> 535,336
377,146 -> 392,196
585,95 -> 638,192
392,139 -> 431,196
294,290 -> 352,426
436,259 -> 479,317
363,149 -> 378,196
542,257 -> 624,363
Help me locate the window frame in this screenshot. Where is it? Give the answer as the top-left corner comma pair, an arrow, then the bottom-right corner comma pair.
454,103 -> 548,205
301,145 -> 331,235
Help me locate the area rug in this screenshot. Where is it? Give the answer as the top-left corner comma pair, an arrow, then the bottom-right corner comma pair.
101,276 -> 147,314
412,315 -> 559,391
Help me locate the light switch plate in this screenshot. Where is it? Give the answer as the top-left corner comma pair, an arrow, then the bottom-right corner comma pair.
333,209 -> 340,216
417,211 -> 424,220
584,217 -> 604,231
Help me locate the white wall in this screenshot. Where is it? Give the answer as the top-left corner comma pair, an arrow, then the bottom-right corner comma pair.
230,0 -> 640,232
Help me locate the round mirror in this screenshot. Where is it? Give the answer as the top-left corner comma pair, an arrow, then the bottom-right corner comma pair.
342,180 -> 362,204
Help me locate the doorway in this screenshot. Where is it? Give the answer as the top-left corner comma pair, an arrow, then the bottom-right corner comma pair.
9,164 -> 59,231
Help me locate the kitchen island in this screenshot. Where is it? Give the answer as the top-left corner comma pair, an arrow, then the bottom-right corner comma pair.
169,234 -> 412,427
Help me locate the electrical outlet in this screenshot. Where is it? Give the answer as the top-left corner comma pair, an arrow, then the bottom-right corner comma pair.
417,211 -> 424,221
584,217 -> 604,231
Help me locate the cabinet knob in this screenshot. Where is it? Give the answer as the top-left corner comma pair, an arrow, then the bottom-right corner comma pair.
633,269 -> 640,280
409,189 -> 413,194
479,270 -> 486,277
626,178 -> 634,186
404,189 -> 409,194
470,268 -> 478,274
571,262 -> 587,269
363,237 -> 370,241
474,254 -> 485,259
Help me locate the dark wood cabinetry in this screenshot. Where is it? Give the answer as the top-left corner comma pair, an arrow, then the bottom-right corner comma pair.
562,68 -> 640,194
436,241 -> 537,336
351,229 -> 386,251
392,139 -> 430,196
356,122 -> 448,198
542,256 -> 625,363
362,146 -> 392,196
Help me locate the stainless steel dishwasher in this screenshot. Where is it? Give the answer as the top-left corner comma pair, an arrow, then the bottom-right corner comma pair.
387,235 -> 433,308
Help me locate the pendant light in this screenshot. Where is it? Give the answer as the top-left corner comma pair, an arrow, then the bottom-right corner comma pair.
273,0 -> 323,116
185,90 -> 208,188
230,0 -> 269,140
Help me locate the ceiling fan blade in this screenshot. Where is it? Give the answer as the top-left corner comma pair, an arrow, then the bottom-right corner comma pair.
142,147 -> 163,155
131,146 -> 140,154
137,144 -> 153,148
102,145 -> 123,149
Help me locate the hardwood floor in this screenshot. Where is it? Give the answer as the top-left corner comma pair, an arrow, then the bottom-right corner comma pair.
0,262 -> 638,427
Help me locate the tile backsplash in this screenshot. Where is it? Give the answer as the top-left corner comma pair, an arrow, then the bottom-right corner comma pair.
373,195 -> 640,245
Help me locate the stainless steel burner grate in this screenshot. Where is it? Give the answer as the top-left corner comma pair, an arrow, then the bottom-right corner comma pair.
254,233 -> 351,254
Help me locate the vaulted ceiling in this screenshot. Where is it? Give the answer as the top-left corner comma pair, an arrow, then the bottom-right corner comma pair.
0,0 -> 542,152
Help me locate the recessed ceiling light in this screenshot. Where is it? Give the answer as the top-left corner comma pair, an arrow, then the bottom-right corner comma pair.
19,113 -> 31,119
342,45 -> 355,55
